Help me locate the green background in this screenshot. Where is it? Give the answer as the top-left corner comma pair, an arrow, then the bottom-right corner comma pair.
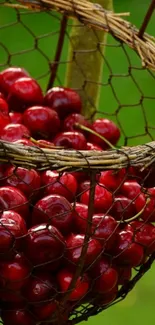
0,0 -> 155,324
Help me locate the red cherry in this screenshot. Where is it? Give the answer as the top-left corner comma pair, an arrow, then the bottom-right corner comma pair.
0,253 -> 31,290
90,257 -> 118,294
86,142 -> 102,150
22,272 -> 56,302
32,301 -> 57,320
9,111 -> 23,124
0,123 -> 30,142
135,188 -> 155,222
7,77 -> 43,112
70,171 -> 87,183
23,106 -> 60,138
63,113 -> 91,134
117,266 -> 132,285
99,169 -> 126,192
57,269 -> 89,301
4,166 -> 41,198
41,170 -> 77,202
53,131 -> 87,150
0,112 -> 11,134
114,230 -> 144,267
24,223 -> 66,265
78,180 -> 90,195
0,67 -> 29,95
111,195 -> 136,221
125,221 -> 155,255
80,184 -> 113,213
0,210 -> 27,254
0,92 -> 5,99
66,233 -> 102,266
120,180 -> 141,200
32,194 -> 73,234
0,98 -> 9,115
1,308 -> 36,325
88,118 -> 120,149
91,214 -> 118,250
72,202 -> 88,233
0,186 -> 29,220
36,139 -> 54,148
44,87 -> 82,119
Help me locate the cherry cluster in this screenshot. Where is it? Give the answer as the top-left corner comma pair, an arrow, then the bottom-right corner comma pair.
0,67 -> 155,325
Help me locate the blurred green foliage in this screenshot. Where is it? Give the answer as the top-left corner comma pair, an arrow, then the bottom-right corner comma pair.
0,1 -> 155,324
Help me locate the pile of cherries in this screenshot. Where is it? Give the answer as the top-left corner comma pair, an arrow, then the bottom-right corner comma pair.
0,67 -> 155,325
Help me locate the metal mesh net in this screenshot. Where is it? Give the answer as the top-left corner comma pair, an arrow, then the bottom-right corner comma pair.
0,1 -> 155,324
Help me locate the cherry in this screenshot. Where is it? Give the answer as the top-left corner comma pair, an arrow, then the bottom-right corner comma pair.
70,171 -> 87,183
86,142 -> 102,150
90,257 -> 118,294
88,118 -> 120,149
0,253 -> 31,290
91,214 -> 118,250
1,308 -> 36,325
24,223 -> 66,265
63,113 -> 91,134
0,98 -> 9,115
23,106 -> 60,138
53,131 -> 87,150
0,92 -> 5,99
22,272 -> 56,303
0,186 -> 29,220
0,112 -> 11,135
9,111 -> 23,124
125,221 -> 155,255
32,194 -> 73,234
99,169 -> 126,192
0,123 -> 30,142
41,170 -> 77,202
135,188 -> 155,222
7,77 -> 43,112
0,210 -> 27,254
78,180 -> 90,195
57,268 -> 89,301
0,67 -> 29,95
117,266 -> 132,285
114,229 -> 144,267
44,87 -> 82,119
80,184 -> 113,213
120,180 -> 141,200
72,202 -> 88,233
66,233 -> 102,266
32,301 -> 57,320
111,195 -> 136,221
4,166 -> 41,198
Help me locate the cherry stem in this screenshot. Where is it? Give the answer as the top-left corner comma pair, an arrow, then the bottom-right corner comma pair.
46,15 -> 67,91
75,123 -> 116,150
138,0 -> 155,39
119,197 -> 150,224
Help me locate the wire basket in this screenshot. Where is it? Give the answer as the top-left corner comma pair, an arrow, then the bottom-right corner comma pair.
0,1 -> 155,325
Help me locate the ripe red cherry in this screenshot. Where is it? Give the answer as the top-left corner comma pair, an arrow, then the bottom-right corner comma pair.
22,272 -> 56,302
0,123 -> 30,142
135,188 -> 155,222
114,230 -> 144,267
0,92 -> 5,99
32,194 -> 73,234
23,106 -> 60,138
32,301 -> 57,321
0,98 -> 9,115
117,266 -> 132,285
57,269 -> 89,301
1,308 -> 36,325
88,118 -> 120,149
91,214 -> 118,250
111,195 -> 136,221
0,253 -> 31,290
72,202 -> 88,233
80,184 -> 113,213
53,131 -> 87,150
125,221 -> 155,255
9,111 -> 23,124
120,180 -> 141,200
24,223 -> 65,265
90,257 -> 118,294
0,186 -> 29,220
86,142 -> 102,150
4,166 -> 41,198
7,77 -> 43,112
0,112 -> 11,134
66,233 -> 102,266
99,169 -> 126,192
0,210 -> 27,254
63,113 -> 91,134
44,87 -> 82,119
0,67 -> 29,95
41,170 -> 77,202
78,180 -> 90,195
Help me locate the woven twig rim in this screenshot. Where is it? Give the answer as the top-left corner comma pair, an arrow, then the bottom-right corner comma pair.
0,140 -> 155,171
4,0 -> 155,71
